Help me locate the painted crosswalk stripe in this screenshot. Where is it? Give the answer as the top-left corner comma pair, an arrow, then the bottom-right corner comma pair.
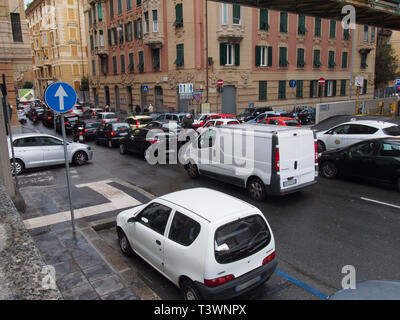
360,197 -> 400,210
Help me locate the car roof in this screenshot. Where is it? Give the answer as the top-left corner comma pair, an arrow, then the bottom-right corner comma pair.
11,133 -> 59,141
98,112 -> 116,115
126,115 -> 152,119
159,188 -> 257,223
268,117 -> 296,121
333,120 -> 396,129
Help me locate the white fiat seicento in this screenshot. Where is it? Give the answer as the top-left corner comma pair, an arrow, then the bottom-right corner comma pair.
116,188 -> 277,300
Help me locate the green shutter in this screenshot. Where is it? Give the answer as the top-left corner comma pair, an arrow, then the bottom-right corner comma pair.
314,50 -> 321,68
233,5 -> 241,23
268,46 -> 273,66
152,10 -> 158,21
342,52 -> 348,68
259,81 -> 267,101
259,9 -> 269,30
174,4 -> 183,27
120,55 -> 125,73
234,43 -> 240,66
255,46 -> 261,67
297,48 -> 305,67
330,20 -> 336,38
333,80 -> 337,96
98,3 -> 102,20
220,43 -> 227,66
279,47 -> 288,67
174,44 -> 184,66
128,53 -> 134,72
324,81 -> 328,97
108,29 -> 112,46
340,80 -> 346,96
279,81 -> 286,99
280,12 -> 288,33
298,14 -> 306,35
137,51 -> 144,72
118,0 -> 122,14
110,0 -> 114,17
315,18 -> 321,37
328,51 -> 336,68
310,80 -> 314,97
343,28 -> 351,40
296,80 -> 303,98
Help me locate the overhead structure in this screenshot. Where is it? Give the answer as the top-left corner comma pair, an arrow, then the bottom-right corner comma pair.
212,0 -> 400,31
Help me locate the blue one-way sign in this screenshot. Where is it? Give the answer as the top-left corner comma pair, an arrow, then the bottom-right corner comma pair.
45,82 -> 77,113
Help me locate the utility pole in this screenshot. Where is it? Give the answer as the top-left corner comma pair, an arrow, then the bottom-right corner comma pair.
77,0 -> 87,106
205,0 -> 209,105
349,26 -> 356,100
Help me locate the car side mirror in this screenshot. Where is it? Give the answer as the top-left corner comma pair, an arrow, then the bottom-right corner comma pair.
127,216 -> 138,223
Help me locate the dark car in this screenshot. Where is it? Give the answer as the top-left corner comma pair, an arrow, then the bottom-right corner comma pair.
238,106 -> 273,122
27,106 -> 44,123
82,108 -> 104,119
319,138 -> 400,191
72,119 -> 102,143
119,127 -> 176,159
42,108 -> 55,127
55,113 -> 80,134
95,122 -> 131,148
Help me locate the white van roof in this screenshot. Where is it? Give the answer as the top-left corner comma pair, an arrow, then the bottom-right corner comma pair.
160,188 -> 256,223
218,123 -> 309,134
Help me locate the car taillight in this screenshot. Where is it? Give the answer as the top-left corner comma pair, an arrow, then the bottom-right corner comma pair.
110,131 -> 116,136
84,129 -> 88,134
47,117 -> 52,120
136,120 -> 139,128
275,148 -> 280,172
262,251 -> 276,265
64,122 -> 70,126
315,142 -> 318,162
102,119 -> 106,123
78,131 -> 83,135
116,118 -> 119,122
204,274 -> 235,287
33,116 -> 36,119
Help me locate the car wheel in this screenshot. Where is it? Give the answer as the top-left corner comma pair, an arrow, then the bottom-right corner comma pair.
120,143 -> 126,155
72,151 -> 88,166
247,177 -> 266,201
320,161 -> 338,179
10,159 -> 24,175
186,163 -> 199,179
317,140 -> 326,153
118,230 -> 134,257
108,139 -> 114,148
181,279 -> 202,300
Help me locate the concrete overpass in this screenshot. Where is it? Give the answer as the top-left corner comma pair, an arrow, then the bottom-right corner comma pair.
213,0 -> 400,30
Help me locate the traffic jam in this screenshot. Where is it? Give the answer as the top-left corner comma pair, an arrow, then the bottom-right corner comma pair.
13,86 -> 400,300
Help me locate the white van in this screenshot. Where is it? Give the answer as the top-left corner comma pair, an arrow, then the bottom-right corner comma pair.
183,123 -> 318,200
116,188 -> 276,300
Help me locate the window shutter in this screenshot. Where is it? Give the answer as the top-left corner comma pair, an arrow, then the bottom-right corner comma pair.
315,18 -> 321,37
310,80 -> 314,97
10,13 -> 23,42
259,81 -> 267,101
233,5 -> 241,23
255,46 -> 261,67
220,43 -> 227,66
324,81 -> 328,97
152,10 -> 158,21
134,20 -> 138,39
260,9 -> 269,30
333,80 -> 337,96
108,29 -> 112,46
340,80 -> 346,96
174,4 -> 183,27
234,43 -> 240,66
268,46 -> 273,66
330,20 -> 336,38
280,12 -> 288,33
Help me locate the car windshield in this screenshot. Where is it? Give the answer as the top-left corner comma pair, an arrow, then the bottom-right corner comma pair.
214,215 -> 271,264
105,114 -> 117,119
383,126 -> 400,136
139,118 -> 152,124
86,122 -> 101,128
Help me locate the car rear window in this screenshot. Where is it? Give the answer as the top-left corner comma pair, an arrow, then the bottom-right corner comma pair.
105,114 -> 117,119
139,118 -> 152,125
67,117 -> 79,122
214,215 -> 271,264
112,123 -> 130,130
86,122 -> 101,128
383,126 -> 400,136
285,120 -> 300,126
168,212 -> 201,246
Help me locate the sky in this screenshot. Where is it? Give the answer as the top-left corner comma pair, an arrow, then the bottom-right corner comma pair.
24,0 -> 31,9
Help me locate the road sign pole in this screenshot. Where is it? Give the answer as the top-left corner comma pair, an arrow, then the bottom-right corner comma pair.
61,114 -> 76,233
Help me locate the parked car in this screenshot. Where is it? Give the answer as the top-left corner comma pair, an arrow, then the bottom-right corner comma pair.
195,114 -> 237,128
72,119 -> 102,143
82,108 -> 104,119
27,106 -> 44,123
148,113 -> 161,120
17,109 -> 27,124
42,108 -> 55,127
145,120 -> 183,133
193,113 -> 217,125
8,133 -> 93,175
156,113 -> 182,123
183,124 -> 318,201
237,107 -> 273,122
116,187 -> 277,300
257,117 -> 302,127
69,104 -> 84,117
125,115 -> 153,129
319,138 -> 400,191
246,110 -> 292,123
95,112 -> 119,124
95,122 -> 131,148
119,127 -> 176,158
55,113 -> 80,134
197,118 -> 240,134
316,120 -> 400,153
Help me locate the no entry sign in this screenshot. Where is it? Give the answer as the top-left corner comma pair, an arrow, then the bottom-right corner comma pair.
217,79 -> 224,87
318,78 -> 326,86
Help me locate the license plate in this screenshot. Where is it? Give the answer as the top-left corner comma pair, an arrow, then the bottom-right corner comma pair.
283,179 -> 297,187
235,275 -> 261,292
119,132 -> 128,136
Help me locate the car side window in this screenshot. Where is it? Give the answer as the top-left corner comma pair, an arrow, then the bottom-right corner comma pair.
349,124 -> 379,135
137,202 -> 172,235
379,142 -> 400,157
331,124 -> 350,134
169,212 -> 201,246
258,119 -> 268,124
38,137 -> 63,146
349,141 -> 376,156
198,129 -> 216,149
13,137 -> 38,147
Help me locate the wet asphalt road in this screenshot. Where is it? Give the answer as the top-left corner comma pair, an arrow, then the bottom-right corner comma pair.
18,119 -> 400,300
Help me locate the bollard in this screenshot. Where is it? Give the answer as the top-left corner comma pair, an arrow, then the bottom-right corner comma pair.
378,101 -> 384,115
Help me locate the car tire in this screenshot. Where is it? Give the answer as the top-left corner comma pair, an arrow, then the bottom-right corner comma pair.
10,159 -> 24,175
120,143 -> 126,155
118,229 -> 134,257
72,151 -> 88,166
320,161 -> 338,179
186,162 -> 199,179
247,177 -> 266,201
181,279 -> 202,300
317,140 -> 326,153
108,139 -> 114,148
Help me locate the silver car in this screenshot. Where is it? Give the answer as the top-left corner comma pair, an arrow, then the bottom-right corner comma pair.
8,133 -> 93,175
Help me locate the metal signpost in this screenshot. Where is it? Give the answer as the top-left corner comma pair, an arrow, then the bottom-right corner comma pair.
45,82 -> 77,232
355,77 -> 363,114
289,80 -> 297,111
216,79 -> 223,113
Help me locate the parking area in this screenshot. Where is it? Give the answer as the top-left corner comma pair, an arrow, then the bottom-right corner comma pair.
17,119 -> 400,300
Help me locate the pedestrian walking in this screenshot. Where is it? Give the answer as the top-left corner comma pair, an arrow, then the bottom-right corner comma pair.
135,104 -> 141,114
148,103 -> 154,113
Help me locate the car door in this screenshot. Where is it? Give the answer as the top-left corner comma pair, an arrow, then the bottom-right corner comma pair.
347,124 -> 379,146
128,202 -> 173,272
346,141 -> 377,178
13,137 -> 44,168
325,124 -> 351,150
372,140 -> 400,183
38,136 -> 65,165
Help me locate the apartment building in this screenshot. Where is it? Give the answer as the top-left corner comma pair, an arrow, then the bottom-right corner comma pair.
85,0 -> 376,114
26,0 -> 88,99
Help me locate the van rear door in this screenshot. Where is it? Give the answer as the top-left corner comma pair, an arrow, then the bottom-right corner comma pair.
276,129 -> 316,192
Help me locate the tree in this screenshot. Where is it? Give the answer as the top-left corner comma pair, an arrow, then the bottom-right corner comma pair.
23,81 -> 34,89
375,44 -> 400,88
79,75 -> 89,92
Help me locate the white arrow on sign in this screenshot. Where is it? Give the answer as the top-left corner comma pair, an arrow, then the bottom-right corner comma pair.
55,85 -> 68,110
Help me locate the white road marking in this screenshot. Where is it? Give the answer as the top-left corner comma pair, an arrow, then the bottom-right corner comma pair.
23,179 -> 142,229
360,197 -> 400,210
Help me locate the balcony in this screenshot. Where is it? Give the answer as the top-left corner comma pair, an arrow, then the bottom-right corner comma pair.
216,24 -> 245,42
143,32 -> 164,47
94,46 -> 108,58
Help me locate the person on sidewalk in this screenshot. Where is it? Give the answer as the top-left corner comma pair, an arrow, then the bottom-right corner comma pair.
182,114 -> 194,129
148,103 -> 154,113
135,104 -> 141,114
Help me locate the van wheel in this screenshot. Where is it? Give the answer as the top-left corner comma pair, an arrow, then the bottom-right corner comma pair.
247,177 -> 266,201
317,141 -> 326,153
118,230 -> 134,257
181,279 -> 202,300
320,161 -> 338,179
186,163 -> 199,179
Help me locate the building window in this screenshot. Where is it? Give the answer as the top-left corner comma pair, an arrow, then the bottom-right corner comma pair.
361,79 -> 368,95
108,29 -> 112,46
128,52 -> 134,73
340,80 -> 346,96
361,53 -> 368,69
119,24 -> 124,43
112,27 -> 117,45
175,44 -> 184,67
259,9 -> 269,31
144,12 -> 149,33
343,28 -> 351,40
92,60 -> 96,76
118,0 -> 122,14
89,10 -> 92,27
152,48 -> 160,71
255,46 -> 272,67
342,52 -> 348,69
113,56 -> 117,74
325,80 -> 337,97
220,43 -> 240,66
279,47 -> 288,67
259,81 -> 267,101
313,49 -> 321,68
10,13 -> 23,42
99,30 -> 104,47
278,80 -> 286,99
314,17 -> 321,37
371,27 -> 376,42
126,0 -> 132,11
328,51 -> 336,69
298,14 -> 306,35
110,0 -> 114,18
152,10 -> 158,32
329,20 -> 336,38
232,4 -> 241,25
98,3 -> 102,21
138,51 -> 144,72
310,80 -> 321,98
136,0 -> 141,6
280,12 -> 288,33
174,4 -> 183,28
120,54 -> 125,73
90,35 -> 94,50
221,4 -> 228,25
363,26 -> 368,42
297,48 -> 305,68
296,80 -> 303,98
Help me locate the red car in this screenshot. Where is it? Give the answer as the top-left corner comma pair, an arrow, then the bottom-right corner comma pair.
196,114 -> 237,127
257,117 -> 302,127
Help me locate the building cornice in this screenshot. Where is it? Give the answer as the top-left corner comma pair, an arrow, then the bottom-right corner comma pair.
25,0 -> 45,16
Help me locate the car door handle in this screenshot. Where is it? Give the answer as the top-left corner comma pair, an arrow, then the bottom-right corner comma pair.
155,240 -> 161,246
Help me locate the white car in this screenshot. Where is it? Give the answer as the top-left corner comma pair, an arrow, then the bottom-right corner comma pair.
316,120 -> 400,153
193,113 -> 217,125
116,188 -> 277,300
196,118 -> 240,134
8,133 -> 93,175
95,112 -> 119,123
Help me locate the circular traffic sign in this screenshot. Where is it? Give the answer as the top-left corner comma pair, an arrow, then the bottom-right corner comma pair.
318,78 -> 326,86
45,82 -> 77,113
289,80 -> 297,88
217,79 -> 224,87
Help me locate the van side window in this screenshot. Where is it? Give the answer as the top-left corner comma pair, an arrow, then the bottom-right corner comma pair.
137,202 -> 172,235
169,212 -> 201,246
